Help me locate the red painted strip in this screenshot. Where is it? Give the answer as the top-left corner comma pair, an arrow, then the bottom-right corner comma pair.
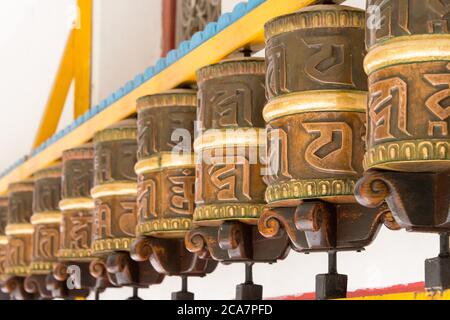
272,282 -> 426,300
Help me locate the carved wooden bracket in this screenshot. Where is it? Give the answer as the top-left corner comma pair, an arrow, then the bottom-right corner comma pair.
2,276 -> 35,300
89,252 -> 164,288
185,221 -> 290,263
24,275 -> 53,300
355,171 -> 450,233
258,201 -> 389,253
130,237 -> 217,276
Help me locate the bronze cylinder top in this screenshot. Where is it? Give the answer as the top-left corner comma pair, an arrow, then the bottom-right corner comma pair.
196,58 -> 266,132
135,90 -> 197,238
264,4 -> 367,99
7,181 -> 34,225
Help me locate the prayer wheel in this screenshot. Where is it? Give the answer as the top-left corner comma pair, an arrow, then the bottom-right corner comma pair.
0,198 -> 10,300
90,120 -> 164,292
258,5 -> 387,300
3,181 -> 36,300
25,165 -> 68,299
131,90 -> 217,300
185,58 -> 290,300
355,0 -> 450,291
53,144 -> 110,299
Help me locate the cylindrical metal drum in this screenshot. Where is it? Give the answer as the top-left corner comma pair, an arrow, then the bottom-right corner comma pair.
5,181 -> 34,277
135,90 -> 197,238
59,144 -> 95,260
91,120 -> 138,256
29,165 -> 63,275
263,5 -> 367,206
0,197 -> 8,281
364,0 -> 450,173
194,58 -> 267,226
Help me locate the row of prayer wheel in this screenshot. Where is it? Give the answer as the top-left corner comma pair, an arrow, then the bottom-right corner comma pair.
0,1 -> 448,300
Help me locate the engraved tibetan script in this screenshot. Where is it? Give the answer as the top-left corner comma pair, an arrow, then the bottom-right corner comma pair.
303,122 -> 356,174
169,169 -> 195,215
424,63 -> 450,136
369,77 -> 409,141
303,37 -> 354,86
210,82 -> 253,128
266,43 -> 289,98
209,156 -> 251,201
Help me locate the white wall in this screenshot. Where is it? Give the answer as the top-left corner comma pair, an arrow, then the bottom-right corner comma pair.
0,0 -> 441,300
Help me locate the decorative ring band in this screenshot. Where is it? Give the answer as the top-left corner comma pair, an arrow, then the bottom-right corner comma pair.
194,128 -> 267,152
30,212 -> 63,225
59,198 -> 95,211
263,90 -> 367,122
5,224 -> 34,236
364,35 -> 450,75
135,153 -> 196,175
91,182 -> 137,199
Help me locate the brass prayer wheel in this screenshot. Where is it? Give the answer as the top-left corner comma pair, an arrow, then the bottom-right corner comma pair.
29,165 -> 63,275
3,181 -> 35,299
0,197 -> 9,299
59,144 -> 95,260
91,120 -> 164,290
135,90 -> 197,238
0,197 -> 8,281
364,0 -> 450,173
258,4 -> 388,300
185,57 -> 290,301
194,58 -> 267,226
5,181 -> 34,277
91,120 -> 138,255
263,5 -> 367,206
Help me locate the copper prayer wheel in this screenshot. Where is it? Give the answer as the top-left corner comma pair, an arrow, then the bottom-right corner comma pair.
25,165 -> 67,299
91,120 -> 139,255
0,197 -> 10,300
263,5 -> 367,206
193,58 -> 267,226
258,4 -> 388,300
3,181 -> 36,300
185,58 -> 290,300
355,0 -> 450,292
59,144 -> 95,260
135,90 -> 197,238
364,0 -> 450,173
131,90 -> 217,300
53,144 -> 108,297
91,120 -> 164,290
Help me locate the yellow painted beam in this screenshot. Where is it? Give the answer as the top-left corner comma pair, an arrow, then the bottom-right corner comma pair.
0,0 -> 317,194
32,31 -> 75,149
74,0 -> 92,119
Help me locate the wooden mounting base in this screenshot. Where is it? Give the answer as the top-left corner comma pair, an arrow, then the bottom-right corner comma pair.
355,171 -> 450,232
90,252 -> 164,288
131,237 -> 217,276
1,276 -> 36,300
24,274 -> 53,300
258,201 -> 388,253
185,221 -> 290,262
